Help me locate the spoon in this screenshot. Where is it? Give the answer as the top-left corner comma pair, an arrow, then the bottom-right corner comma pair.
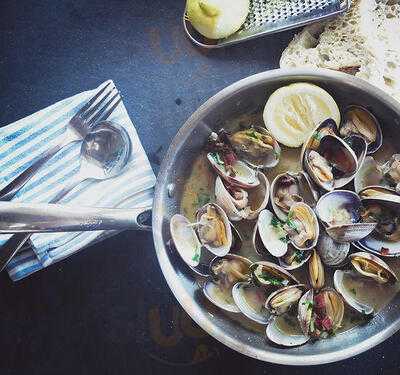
0,120 -> 132,271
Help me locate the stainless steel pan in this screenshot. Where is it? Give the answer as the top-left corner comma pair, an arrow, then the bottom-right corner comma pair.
2,69 -> 400,364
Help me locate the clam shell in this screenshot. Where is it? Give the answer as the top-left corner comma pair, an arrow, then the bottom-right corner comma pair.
270,171 -> 319,221
266,317 -> 310,347
229,126 -> 281,169
278,245 -> 312,270
359,186 -> 400,206
303,134 -> 358,191
349,251 -> 398,284
333,270 -> 374,315
315,190 -> 376,243
265,284 -> 306,315
169,214 -> 207,275
256,209 -> 288,257
354,156 -> 383,193
344,134 -> 367,173
340,105 -> 383,155
203,279 -> 241,313
196,203 -> 233,256
209,254 -> 252,281
287,202 -> 319,251
232,282 -> 271,324
355,234 -> 400,257
297,289 -> 314,336
250,261 -> 299,287
316,229 -> 350,267
207,152 -> 260,189
308,249 -> 325,290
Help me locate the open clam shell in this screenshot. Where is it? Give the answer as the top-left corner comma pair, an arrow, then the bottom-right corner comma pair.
215,172 -> 270,222
229,126 -> 281,169
339,105 -> 383,155
354,156 -> 384,193
207,152 -> 260,189
303,134 -> 358,191
232,282 -> 271,324
343,134 -> 367,173
315,190 -> 376,243
316,229 -> 350,267
278,245 -> 312,270
266,316 -> 310,347
349,252 -> 398,284
169,214 -> 209,275
333,270 -> 374,315
265,284 -> 306,316
270,171 -> 319,221
297,289 -> 314,336
359,186 -> 400,205
202,254 -> 252,313
250,261 -> 299,287
196,203 -> 233,256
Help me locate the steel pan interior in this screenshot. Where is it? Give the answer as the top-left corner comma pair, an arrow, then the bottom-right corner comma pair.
152,68 -> 400,365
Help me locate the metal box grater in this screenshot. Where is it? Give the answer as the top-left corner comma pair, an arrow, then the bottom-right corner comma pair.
183,0 -> 349,48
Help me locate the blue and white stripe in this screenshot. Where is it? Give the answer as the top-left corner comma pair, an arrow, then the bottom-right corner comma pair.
0,80 -> 156,281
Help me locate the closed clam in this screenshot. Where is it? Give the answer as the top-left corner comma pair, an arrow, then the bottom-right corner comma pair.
316,229 -> 350,267
315,190 -> 377,243
215,172 -> 269,221
270,171 -> 319,221
229,126 -> 281,168
339,105 -> 383,154
265,284 -> 306,315
309,250 -> 325,290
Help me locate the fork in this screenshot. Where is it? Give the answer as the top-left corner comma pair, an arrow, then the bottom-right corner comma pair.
0,82 -> 122,201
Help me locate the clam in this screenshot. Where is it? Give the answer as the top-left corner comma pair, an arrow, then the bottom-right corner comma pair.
279,245 -> 312,270
309,250 -> 325,290
315,190 -> 377,243
215,172 -> 269,222
196,203 -> 233,256
232,282 -> 271,324
343,134 -> 368,173
349,252 -> 398,284
207,152 -> 260,189
333,270 -> 374,315
266,315 -> 310,347
316,229 -> 350,267
298,288 -> 344,339
169,214 -> 209,276
250,261 -> 299,287
229,126 -> 281,168
339,105 -> 383,155
358,189 -> 400,247
354,155 -> 400,193
202,254 -> 252,313
303,134 -> 359,191
265,284 -> 306,315
270,171 -> 319,221
301,119 -> 339,155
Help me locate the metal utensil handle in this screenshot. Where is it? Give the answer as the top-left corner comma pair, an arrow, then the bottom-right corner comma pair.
0,202 -> 153,233
0,203 -> 152,272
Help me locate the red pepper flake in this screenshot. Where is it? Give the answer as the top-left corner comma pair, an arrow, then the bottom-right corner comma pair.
321,316 -> 333,331
314,294 -> 326,309
380,247 -> 390,256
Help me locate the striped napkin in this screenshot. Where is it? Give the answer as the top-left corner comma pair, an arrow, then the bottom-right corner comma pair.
0,80 -> 156,281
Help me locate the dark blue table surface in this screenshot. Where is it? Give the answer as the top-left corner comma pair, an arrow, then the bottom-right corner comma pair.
0,1 -> 398,374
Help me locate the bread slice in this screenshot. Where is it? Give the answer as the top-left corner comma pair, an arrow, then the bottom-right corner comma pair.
280,0 -> 400,100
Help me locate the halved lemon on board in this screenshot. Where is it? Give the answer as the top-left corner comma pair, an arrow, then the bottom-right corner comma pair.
263,83 -> 341,148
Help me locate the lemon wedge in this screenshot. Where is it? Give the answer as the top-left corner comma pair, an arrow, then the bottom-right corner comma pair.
263,83 -> 341,148
187,0 -> 249,40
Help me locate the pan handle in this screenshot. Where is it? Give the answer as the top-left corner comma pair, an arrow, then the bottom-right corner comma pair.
0,202 -> 153,233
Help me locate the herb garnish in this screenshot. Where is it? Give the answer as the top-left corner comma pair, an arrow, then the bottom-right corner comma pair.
211,152 -> 224,166
246,130 -> 259,140
271,217 -> 281,228
312,132 -> 322,141
302,300 -> 314,311
294,249 -> 305,263
259,273 -> 284,286
192,253 -> 200,263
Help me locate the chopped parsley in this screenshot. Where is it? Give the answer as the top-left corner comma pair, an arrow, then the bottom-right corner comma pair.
302,300 -> 314,311
273,150 -> 280,159
259,273 -> 284,286
211,152 -> 224,166
286,218 -> 298,232
279,236 -> 290,243
312,132 -> 322,141
246,130 -> 259,140
294,249 -> 305,263
192,253 -> 200,263
271,216 -> 281,228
